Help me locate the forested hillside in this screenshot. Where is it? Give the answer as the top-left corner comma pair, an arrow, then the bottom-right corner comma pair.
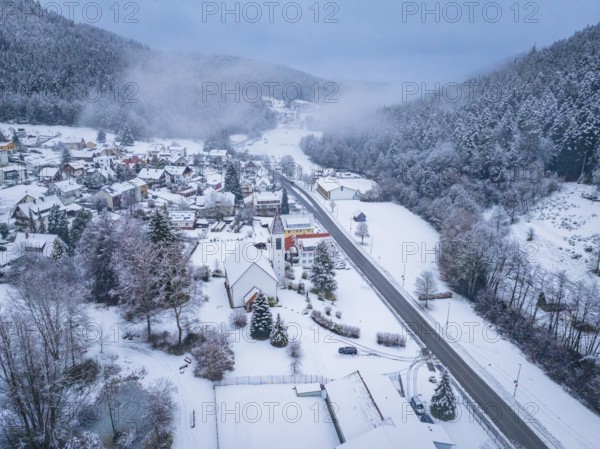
0,0 -> 327,138
302,23 -> 600,411
303,24 -> 600,219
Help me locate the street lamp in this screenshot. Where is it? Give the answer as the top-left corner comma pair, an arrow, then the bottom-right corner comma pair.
513,364 -> 522,397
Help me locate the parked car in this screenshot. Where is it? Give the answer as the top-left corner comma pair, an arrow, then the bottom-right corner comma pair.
338,346 -> 358,355
254,242 -> 267,250
410,395 -> 426,415
428,375 -> 437,383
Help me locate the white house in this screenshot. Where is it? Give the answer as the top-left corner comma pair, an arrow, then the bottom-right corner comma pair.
164,165 -> 193,185
138,168 -> 166,187
317,177 -> 361,200
224,252 -> 278,309
271,213 -> 315,237
2,232 -> 65,265
97,182 -> 137,210
208,149 -> 228,165
38,166 -> 61,183
12,195 -> 66,230
49,179 -> 83,201
288,233 -> 332,268
170,211 -> 196,229
253,191 -> 280,216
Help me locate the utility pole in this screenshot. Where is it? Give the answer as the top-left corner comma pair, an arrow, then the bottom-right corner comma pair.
370,234 -> 373,255
446,303 -> 450,327
513,364 -> 522,397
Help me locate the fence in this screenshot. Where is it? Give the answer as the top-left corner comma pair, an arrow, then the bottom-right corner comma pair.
214,374 -> 332,387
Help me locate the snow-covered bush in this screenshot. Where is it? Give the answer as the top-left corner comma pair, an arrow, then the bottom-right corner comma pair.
230,309 -> 248,329
376,332 -> 407,348
191,330 -> 235,381
311,310 -> 360,338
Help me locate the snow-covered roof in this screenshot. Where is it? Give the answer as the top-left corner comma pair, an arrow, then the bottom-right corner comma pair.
64,161 -> 88,170
102,182 -> 135,197
14,232 -> 60,249
254,191 -> 280,203
164,165 -> 190,176
317,177 -> 360,193
270,214 -> 285,234
138,168 -> 164,180
336,419 -> 454,449
39,166 -> 59,178
224,252 -> 277,287
325,371 -> 384,442
127,177 -> 147,188
52,180 -> 82,193
16,195 -> 65,216
327,372 -> 453,449
170,211 -> 195,222
5,232 -> 64,263
299,236 -> 330,251
282,214 -> 314,230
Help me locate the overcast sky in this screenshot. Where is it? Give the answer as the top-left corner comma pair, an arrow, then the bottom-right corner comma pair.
68,0 -> 600,85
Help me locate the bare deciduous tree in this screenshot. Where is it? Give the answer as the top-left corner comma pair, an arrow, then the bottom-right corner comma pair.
415,270 -> 438,308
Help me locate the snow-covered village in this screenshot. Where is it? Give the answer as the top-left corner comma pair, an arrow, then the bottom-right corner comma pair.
1,1 -> 600,449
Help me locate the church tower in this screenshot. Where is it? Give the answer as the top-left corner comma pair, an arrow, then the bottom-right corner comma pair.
270,212 -> 286,284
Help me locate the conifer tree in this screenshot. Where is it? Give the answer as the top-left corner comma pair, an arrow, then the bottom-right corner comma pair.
79,212 -> 120,305
28,210 -> 37,233
250,293 -> 273,340
60,146 -> 71,165
97,129 -> 107,144
38,214 -> 47,234
47,204 -> 69,245
430,371 -> 457,422
121,126 -> 135,146
70,209 -> 92,251
224,161 -> 243,204
148,209 -> 178,245
281,188 -> 290,215
270,313 -> 289,347
51,239 -> 65,261
0,223 -> 8,239
310,241 -> 337,294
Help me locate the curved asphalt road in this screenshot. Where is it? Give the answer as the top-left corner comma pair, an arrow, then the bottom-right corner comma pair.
282,178 -> 549,449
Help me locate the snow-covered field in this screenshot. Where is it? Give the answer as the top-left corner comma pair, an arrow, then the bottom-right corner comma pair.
509,183 -> 600,282
308,186 -> 600,449
0,122 -> 207,157
242,119 -> 600,449
214,384 -> 339,449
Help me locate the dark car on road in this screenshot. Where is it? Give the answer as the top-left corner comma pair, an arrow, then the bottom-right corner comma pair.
338,346 -> 358,355
254,242 -> 267,250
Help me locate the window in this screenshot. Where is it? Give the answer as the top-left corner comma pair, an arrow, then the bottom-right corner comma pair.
276,238 -> 281,250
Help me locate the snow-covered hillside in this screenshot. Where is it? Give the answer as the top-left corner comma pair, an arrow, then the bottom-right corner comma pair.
510,183 -> 600,281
